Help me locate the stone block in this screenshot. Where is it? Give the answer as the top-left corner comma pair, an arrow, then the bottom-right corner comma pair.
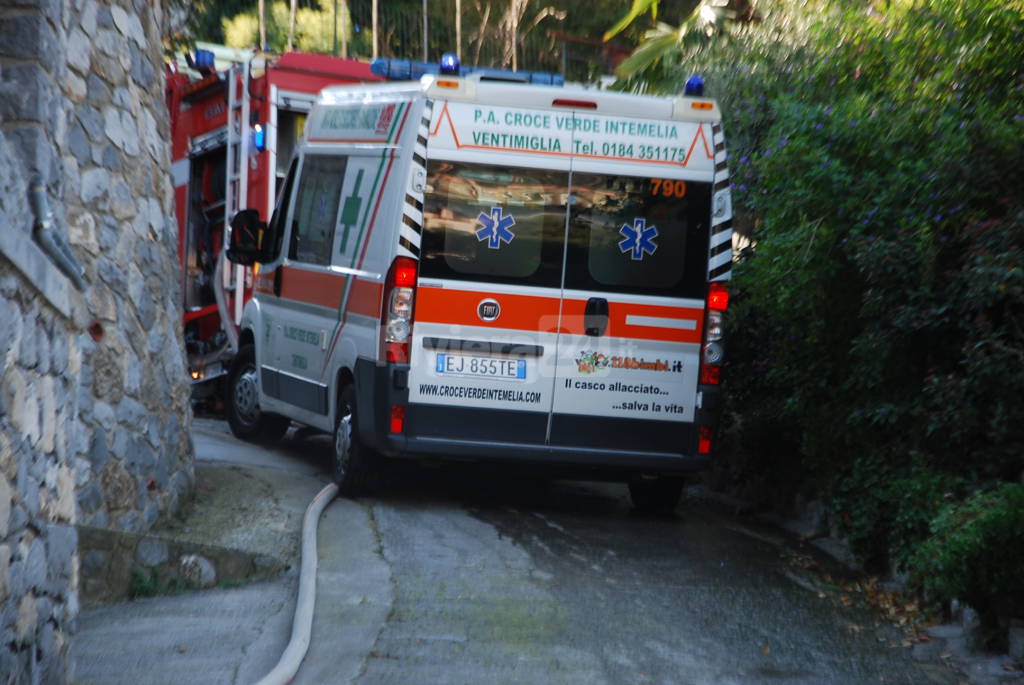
116,396 -> 147,428
91,401 -> 114,432
39,376 -> 57,454
18,311 -> 38,370
97,260 -> 128,298
0,14 -> 58,61
79,0 -> 98,34
97,4 -> 114,28
0,544 -> 9,601
66,121 -> 91,165
55,465 -> 75,523
24,537 -> 47,592
0,63 -> 53,123
79,167 -> 109,204
0,298 -> 18,366
142,501 -> 159,528
0,477 -> 10,538
102,461 -> 135,512
66,71 -> 87,102
16,594 -> 37,643
110,4 -> 146,46
42,525 -> 75,583
115,510 -> 138,533
135,537 -> 168,567
110,181 -> 135,220
66,26 -> 92,75
5,125 -> 56,182
179,554 -> 216,588
77,480 -> 103,514
101,144 -> 121,171
77,105 -> 105,144
131,50 -> 155,90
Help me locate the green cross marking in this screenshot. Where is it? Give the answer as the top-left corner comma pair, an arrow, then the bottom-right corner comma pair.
338,168 -> 364,254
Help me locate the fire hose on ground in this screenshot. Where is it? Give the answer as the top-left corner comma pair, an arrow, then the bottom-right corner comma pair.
253,481 -> 339,685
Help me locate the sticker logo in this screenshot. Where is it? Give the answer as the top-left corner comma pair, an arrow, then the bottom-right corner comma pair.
476,207 -> 516,249
575,350 -> 610,374
478,299 -> 500,321
619,218 -> 659,260
374,103 -> 397,134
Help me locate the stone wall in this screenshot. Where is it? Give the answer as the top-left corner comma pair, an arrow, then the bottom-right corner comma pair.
0,0 -> 194,681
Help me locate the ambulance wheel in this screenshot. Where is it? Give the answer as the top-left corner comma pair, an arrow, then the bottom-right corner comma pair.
628,477 -> 684,515
333,385 -> 373,495
226,344 -> 290,442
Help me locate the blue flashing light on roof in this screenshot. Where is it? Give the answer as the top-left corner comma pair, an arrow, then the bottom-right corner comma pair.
684,74 -> 705,96
440,53 -> 460,75
370,57 -> 563,86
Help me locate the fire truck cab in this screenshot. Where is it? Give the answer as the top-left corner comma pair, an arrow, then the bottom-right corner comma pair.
225,63 -> 733,512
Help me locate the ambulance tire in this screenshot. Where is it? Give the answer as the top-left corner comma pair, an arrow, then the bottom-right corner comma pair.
333,385 -> 373,495
628,477 -> 684,515
226,344 -> 290,443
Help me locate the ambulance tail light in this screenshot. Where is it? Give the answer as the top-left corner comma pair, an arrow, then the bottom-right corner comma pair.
698,426 -> 714,455
699,282 -> 728,385
389,405 -> 406,434
381,257 -> 418,363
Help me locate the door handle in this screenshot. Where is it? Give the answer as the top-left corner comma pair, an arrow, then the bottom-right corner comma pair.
584,297 -> 609,337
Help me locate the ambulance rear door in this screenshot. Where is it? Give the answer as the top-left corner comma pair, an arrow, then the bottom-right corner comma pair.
550,111 -> 716,458
408,101 -> 574,446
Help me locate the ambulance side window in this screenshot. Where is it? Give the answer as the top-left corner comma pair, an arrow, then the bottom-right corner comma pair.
289,154 -> 348,266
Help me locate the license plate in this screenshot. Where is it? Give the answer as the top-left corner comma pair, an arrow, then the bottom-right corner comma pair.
435,354 -> 526,381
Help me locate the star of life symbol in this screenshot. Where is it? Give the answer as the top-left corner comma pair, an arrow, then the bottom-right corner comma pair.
619,218 -> 659,261
476,207 -> 516,249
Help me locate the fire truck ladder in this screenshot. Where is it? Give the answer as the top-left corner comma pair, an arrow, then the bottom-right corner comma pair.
221,60 -> 253,343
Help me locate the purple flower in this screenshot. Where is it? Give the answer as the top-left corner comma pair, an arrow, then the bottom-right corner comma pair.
740,155 -> 750,164
764,149 -> 773,157
1015,114 -> 1023,122
779,137 -> 789,148
814,123 -> 824,131
739,184 -> 748,192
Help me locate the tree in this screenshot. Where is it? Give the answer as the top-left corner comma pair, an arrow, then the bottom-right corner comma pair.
604,0 -> 758,91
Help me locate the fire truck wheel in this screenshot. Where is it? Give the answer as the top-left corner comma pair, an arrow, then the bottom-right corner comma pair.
628,477 -> 684,515
226,344 -> 290,443
333,385 -> 372,495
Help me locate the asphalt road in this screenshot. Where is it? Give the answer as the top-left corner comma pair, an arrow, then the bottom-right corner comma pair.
73,418 -> 955,684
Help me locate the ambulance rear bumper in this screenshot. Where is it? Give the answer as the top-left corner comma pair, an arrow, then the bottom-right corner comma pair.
382,434 -> 711,475
355,359 -> 713,477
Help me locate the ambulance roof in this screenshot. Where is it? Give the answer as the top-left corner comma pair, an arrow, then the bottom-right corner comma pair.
316,75 -> 721,124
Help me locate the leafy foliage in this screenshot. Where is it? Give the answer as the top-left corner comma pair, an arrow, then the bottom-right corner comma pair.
910,480 -> 1024,628
613,0 -> 1024,627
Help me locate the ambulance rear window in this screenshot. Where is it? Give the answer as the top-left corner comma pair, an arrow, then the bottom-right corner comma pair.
421,161 -> 567,287
565,174 -> 711,298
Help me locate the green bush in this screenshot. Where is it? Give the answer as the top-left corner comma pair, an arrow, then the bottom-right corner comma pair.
909,480 -> 1024,628
615,0 -> 1024,614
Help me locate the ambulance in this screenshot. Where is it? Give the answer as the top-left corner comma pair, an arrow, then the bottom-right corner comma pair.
224,60 -> 733,512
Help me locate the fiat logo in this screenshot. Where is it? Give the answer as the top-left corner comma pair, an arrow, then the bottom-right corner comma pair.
477,299 -> 500,322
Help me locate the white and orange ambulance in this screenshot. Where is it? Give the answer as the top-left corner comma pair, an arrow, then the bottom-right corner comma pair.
225,64 -> 733,512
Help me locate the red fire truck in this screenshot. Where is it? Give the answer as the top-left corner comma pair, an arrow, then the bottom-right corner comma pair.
166,45 -> 381,397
